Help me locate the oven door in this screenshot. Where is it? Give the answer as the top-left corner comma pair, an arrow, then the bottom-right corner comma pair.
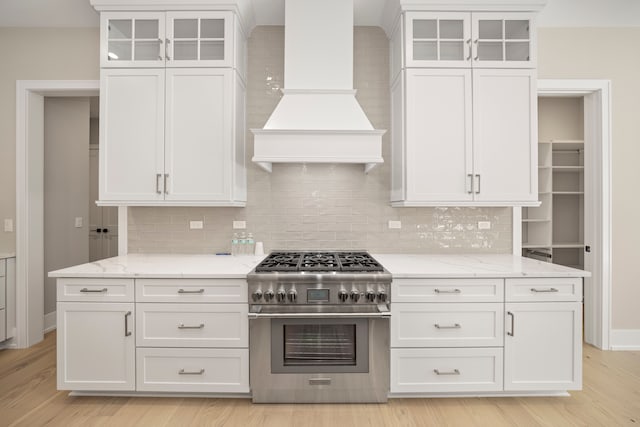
248,305 -> 390,403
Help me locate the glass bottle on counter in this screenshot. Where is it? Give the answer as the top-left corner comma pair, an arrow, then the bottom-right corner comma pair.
238,231 -> 247,255
231,232 -> 239,256
246,233 -> 255,255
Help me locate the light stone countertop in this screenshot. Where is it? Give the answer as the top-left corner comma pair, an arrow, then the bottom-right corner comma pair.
48,253 -> 589,279
0,253 -> 16,260
372,254 -> 589,278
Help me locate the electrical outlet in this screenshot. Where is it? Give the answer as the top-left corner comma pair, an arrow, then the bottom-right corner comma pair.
74,217 -> 83,228
4,219 -> 13,232
189,220 -> 204,230
478,221 -> 491,230
233,221 -> 246,229
388,220 -> 402,229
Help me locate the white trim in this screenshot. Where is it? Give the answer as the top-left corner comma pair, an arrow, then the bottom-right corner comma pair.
118,206 -> 128,255
537,79 -> 612,350
16,80 -> 99,348
44,311 -> 57,333
512,207 -> 522,255
610,330 -> 640,351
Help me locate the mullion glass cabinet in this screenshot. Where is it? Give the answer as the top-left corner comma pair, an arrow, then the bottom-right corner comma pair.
101,11 -> 232,68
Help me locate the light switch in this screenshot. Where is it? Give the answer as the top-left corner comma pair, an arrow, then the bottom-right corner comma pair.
3,219 -> 13,232
190,220 -> 204,230
478,221 -> 491,230
74,217 -> 83,228
233,221 -> 246,229
388,220 -> 402,229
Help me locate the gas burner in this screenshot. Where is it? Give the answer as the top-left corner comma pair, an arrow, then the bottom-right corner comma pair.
338,252 -> 384,272
254,252 -> 302,272
300,252 -> 340,271
254,251 -> 384,273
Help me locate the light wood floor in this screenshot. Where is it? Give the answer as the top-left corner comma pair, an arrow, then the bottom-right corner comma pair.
1,332 -> 639,427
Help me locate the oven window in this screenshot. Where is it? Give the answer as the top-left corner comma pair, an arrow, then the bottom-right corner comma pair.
283,324 -> 356,366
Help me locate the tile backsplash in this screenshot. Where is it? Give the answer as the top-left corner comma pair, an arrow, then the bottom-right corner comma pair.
128,26 -> 512,255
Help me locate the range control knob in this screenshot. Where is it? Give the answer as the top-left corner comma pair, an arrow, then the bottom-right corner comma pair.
287,289 -> 297,303
350,291 -> 361,302
366,290 -> 376,303
377,291 -> 387,303
251,290 -> 263,302
276,290 -> 287,302
263,290 -> 274,302
338,290 -> 349,302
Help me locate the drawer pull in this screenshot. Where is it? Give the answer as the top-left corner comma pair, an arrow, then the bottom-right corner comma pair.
124,311 -> 132,337
178,323 -> 205,329
530,287 -> 559,293
178,288 -> 205,294
80,288 -> 108,293
178,368 -> 205,375
434,288 -> 461,294
434,323 -> 461,329
434,369 -> 460,376
308,378 -> 332,386
507,311 -> 515,336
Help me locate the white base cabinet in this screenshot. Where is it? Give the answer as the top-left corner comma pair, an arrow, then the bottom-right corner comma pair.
390,277 -> 583,395
57,301 -> 135,391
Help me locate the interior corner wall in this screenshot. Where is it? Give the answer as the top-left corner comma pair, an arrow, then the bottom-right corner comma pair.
538,27 -> 640,330
0,27 -> 99,254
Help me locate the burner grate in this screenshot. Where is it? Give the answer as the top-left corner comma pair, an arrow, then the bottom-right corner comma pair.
255,251 -> 384,273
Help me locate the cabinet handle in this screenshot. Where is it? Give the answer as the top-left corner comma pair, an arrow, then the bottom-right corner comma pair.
467,174 -> 474,194
164,174 -> 169,195
309,378 -> 332,385
530,287 -> 559,293
158,38 -> 164,60
124,311 -> 132,337
179,368 -> 205,375
156,173 -> 162,194
165,38 -> 171,60
466,38 -> 471,60
178,323 -> 205,329
475,174 -> 481,194
434,369 -> 460,376
80,287 -> 108,293
474,39 -> 479,60
178,288 -> 205,294
434,323 -> 461,329
507,311 -> 514,337
434,288 -> 461,294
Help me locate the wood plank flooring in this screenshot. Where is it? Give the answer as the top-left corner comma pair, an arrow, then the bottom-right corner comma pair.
1,332 -> 639,426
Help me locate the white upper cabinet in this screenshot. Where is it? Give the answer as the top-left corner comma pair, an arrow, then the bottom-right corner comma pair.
101,11 -> 234,69
405,12 -> 536,69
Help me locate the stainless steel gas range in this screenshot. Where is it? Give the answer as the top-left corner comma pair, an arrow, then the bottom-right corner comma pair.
247,251 -> 391,403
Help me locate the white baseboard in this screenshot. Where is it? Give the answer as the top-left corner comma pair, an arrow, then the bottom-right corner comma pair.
44,311 -> 56,333
610,329 -> 640,350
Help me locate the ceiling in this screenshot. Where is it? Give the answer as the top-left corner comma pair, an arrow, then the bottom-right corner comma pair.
1,0 -> 640,29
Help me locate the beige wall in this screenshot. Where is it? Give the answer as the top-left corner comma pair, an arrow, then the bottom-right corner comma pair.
128,27 -> 513,255
538,27 -> 640,330
0,27 -> 99,253
43,97 -> 90,315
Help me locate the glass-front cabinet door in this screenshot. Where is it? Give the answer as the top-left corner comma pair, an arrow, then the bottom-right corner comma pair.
101,12 -> 165,68
166,11 -> 232,67
472,13 -> 536,68
405,12 -> 471,68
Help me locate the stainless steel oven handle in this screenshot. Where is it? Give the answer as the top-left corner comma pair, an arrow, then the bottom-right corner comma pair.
248,312 -> 391,319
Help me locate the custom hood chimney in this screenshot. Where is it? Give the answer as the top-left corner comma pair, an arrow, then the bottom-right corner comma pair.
251,0 -> 386,173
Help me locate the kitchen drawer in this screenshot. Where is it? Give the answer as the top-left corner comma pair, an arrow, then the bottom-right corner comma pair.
506,278 -> 582,302
136,303 -> 248,348
393,278 -> 504,303
391,303 -> 503,347
136,347 -> 249,393
136,278 -> 247,303
57,278 -> 134,302
391,347 -> 503,393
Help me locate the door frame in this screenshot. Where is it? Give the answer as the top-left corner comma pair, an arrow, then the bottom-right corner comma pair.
15,80 -> 102,348
513,79 -> 612,350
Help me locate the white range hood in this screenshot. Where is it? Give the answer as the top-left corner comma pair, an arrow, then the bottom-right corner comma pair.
251,0 -> 386,174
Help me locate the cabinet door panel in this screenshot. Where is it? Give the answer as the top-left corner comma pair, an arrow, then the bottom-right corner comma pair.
504,302 -> 582,391
57,302 -> 135,390
405,69 -> 473,202
405,12 -> 471,68
100,69 -> 165,201
471,12 -> 536,68
473,69 -> 537,203
100,12 -> 166,68
165,68 -> 231,201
